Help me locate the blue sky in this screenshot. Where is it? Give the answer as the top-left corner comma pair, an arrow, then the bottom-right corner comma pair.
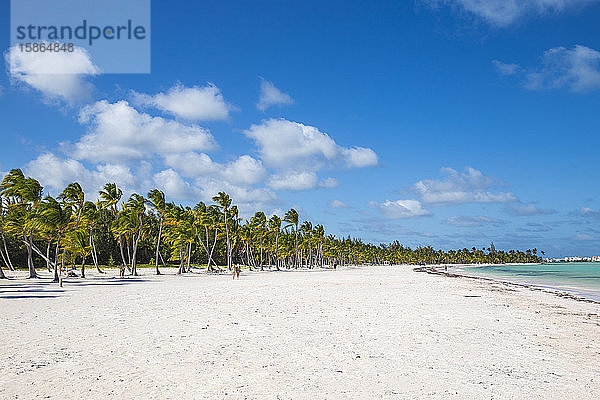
1,0 -> 599,257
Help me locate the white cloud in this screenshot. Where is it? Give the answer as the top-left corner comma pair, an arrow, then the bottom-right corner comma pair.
492,60 -> 521,75
525,45 -> 600,92
329,199 -> 349,209
257,79 -> 294,111
505,203 -> 555,216
319,177 -> 340,188
268,171 -> 318,191
412,167 -> 518,205
221,155 -> 267,185
132,83 -> 231,121
371,199 -> 432,219
24,152 -> 136,199
342,147 -> 379,168
6,44 -> 100,102
153,169 -> 200,201
163,152 -> 219,178
427,0 -> 597,27
573,206 -> 600,218
445,215 -> 504,227
163,152 -> 266,186
574,233 -> 596,241
244,118 -> 378,169
72,100 -> 217,163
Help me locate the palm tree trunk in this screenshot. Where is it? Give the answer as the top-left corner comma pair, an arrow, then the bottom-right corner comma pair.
1,229 -> 15,271
275,233 -> 280,271
80,255 -> 86,278
177,245 -> 185,274
294,229 -> 298,268
208,226 -> 219,271
53,234 -> 61,282
260,231 -> 264,271
0,239 -> 11,273
118,234 -> 130,271
46,241 -> 52,271
187,242 -> 193,272
224,211 -> 231,270
26,231 -> 36,278
154,218 -> 163,275
90,233 -> 103,273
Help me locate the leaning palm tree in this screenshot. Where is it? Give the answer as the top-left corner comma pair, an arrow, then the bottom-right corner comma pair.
122,194 -> 146,276
268,215 -> 281,270
0,193 -> 15,271
147,189 -> 167,275
58,182 -> 85,229
64,229 -> 91,278
250,211 -> 267,269
284,209 -> 299,268
212,192 -> 232,269
37,196 -> 72,282
80,201 -> 104,274
98,183 -> 127,268
0,169 -> 43,278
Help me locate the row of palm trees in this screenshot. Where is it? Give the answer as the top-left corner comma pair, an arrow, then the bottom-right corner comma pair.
0,168 -> 543,280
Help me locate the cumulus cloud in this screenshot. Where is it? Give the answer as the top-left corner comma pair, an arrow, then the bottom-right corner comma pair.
244,119 -> 378,169
412,167 -> 518,205
268,171 -> 318,191
6,44 -> 100,102
525,45 -> 600,92
505,203 -> 556,216
329,199 -> 349,208
572,206 -> 600,218
163,152 -> 266,185
24,152 -> 136,198
153,168 -> 200,200
132,83 -> 232,120
71,100 -> 217,163
445,215 -> 505,227
257,79 -> 294,111
371,199 -> 432,219
426,0 -> 596,27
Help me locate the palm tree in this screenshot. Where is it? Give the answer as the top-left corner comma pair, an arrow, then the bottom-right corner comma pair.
58,183 -> 85,229
64,229 -> 91,278
98,183 -> 126,268
0,169 -> 43,278
212,192 -> 232,269
123,194 -> 146,276
0,193 -> 15,271
250,211 -> 267,270
147,189 -> 167,275
81,201 -> 104,274
300,221 -> 313,268
284,209 -> 299,268
37,196 -> 72,282
268,215 -> 281,270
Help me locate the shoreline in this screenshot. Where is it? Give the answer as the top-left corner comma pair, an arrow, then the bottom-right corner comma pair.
416,265 -> 600,305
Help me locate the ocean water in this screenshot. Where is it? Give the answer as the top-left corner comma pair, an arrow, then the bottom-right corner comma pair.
455,263 -> 600,302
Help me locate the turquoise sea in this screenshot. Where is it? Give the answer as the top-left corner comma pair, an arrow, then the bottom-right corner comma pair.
455,263 -> 600,302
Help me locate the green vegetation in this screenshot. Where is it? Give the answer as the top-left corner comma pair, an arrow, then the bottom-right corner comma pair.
0,169 -> 542,279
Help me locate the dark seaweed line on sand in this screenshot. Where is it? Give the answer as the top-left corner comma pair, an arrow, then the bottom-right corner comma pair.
414,266 -> 600,305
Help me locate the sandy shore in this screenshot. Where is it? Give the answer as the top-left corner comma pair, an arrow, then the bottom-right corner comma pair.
1,265 -> 599,399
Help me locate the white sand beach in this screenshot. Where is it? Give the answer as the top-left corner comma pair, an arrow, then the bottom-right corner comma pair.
1,265 -> 599,399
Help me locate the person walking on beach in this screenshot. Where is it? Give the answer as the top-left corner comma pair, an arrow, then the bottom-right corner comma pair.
232,264 -> 241,280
